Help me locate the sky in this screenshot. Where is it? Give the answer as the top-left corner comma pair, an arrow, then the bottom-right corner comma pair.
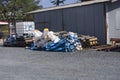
39,0 -> 80,8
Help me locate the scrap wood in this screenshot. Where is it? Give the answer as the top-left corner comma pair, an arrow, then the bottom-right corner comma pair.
92,45 -> 119,51
99,45 -> 118,51
110,38 -> 120,43
78,35 -> 98,48
92,45 -> 110,49
110,38 -> 120,45
111,46 -> 120,52
25,38 -> 33,43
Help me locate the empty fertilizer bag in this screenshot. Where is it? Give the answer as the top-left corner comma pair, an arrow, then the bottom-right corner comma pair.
67,32 -> 83,51
45,32 -> 82,52
31,28 -> 50,50
31,28 -> 49,50
31,28 -> 83,52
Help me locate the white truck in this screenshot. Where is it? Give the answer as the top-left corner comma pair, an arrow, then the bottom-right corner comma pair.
15,21 -> 35,36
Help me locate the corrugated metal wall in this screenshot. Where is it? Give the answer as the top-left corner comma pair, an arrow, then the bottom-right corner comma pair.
34,3 -> 106,44
107,0 -> 120,44
34,10 -> 63,31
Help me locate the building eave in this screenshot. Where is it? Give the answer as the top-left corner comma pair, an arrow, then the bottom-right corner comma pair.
26,0 -> 109,14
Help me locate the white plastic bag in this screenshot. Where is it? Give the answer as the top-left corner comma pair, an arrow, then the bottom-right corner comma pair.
48,31 -> 60,43
33,30 -> 42,38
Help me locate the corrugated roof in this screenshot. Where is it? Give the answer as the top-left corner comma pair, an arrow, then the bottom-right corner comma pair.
27,0 -> 109,14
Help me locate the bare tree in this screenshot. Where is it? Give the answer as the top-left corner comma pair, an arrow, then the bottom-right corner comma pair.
51,0 -> 66,6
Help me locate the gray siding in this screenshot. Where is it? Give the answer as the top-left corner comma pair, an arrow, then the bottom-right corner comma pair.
107,0 -> 120,43
34,3 -> 106,44
34,10 -> 63,31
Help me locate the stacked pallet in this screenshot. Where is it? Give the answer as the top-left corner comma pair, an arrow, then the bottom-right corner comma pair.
78,35 -> 98,48
110,38 -> 120,45
25,37 -> 33,47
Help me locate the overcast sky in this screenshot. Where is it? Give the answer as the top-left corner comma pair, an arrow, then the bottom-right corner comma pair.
39,0 -> 79,8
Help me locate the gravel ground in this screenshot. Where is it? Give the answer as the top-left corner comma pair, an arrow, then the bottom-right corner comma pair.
0,46 -> 120,80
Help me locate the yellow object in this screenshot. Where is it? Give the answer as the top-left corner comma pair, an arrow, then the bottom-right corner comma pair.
44,28 -> 49,32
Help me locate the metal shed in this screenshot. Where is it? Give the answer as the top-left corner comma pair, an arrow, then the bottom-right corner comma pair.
27,0 -> 120,44
106,0 -> 120,44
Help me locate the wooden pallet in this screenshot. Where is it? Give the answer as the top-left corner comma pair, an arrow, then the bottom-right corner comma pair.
110,38 -> 120,45
78,36 -> 98,48
25,38 -> 33,47
92,45 -> 119,52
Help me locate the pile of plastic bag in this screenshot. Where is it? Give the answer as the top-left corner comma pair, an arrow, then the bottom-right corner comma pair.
30,28 -> 83,52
